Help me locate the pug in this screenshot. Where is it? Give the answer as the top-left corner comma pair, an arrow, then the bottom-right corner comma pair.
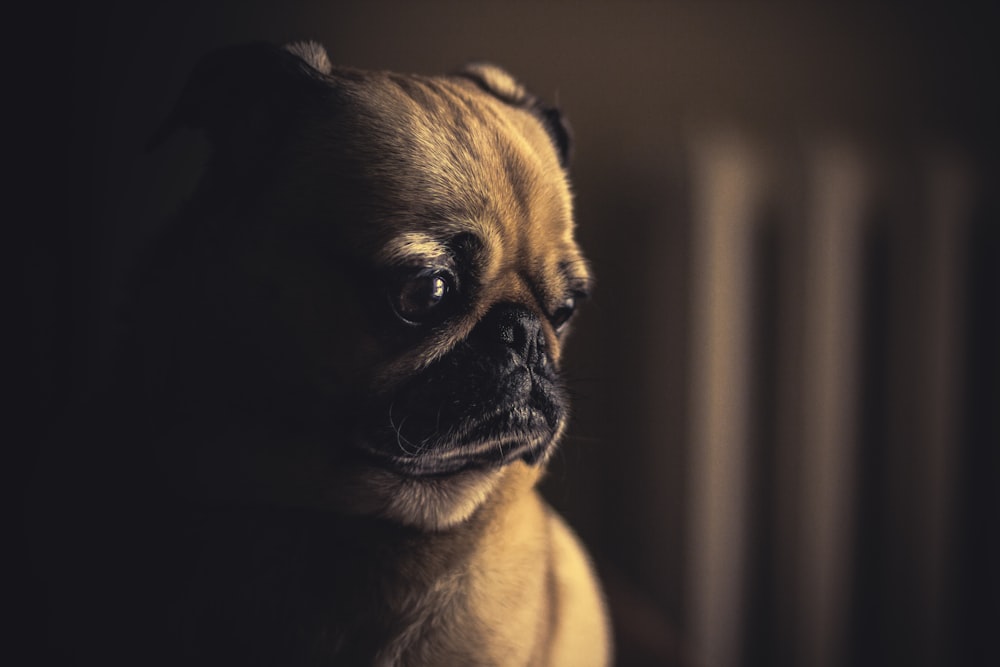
110,40 -> 610,666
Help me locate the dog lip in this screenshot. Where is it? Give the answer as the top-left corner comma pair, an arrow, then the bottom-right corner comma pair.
351,342 -> 568,477
379,433 -> 556,477
353,402 -> 561,477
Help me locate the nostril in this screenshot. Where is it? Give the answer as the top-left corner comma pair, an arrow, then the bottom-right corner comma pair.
504,317 -> 531,357
535,328 -> 547,351
532,329 -> 548,365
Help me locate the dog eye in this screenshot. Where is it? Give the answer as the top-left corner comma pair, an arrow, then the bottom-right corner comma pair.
550,295 -> 577,331
391,271 -> 452,324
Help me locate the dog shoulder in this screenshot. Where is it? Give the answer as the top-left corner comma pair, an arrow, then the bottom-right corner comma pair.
453,466 -> 610,666
545,507 -> 613,666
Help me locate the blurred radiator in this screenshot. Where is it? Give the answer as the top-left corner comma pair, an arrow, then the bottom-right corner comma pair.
682,129 -> 973,667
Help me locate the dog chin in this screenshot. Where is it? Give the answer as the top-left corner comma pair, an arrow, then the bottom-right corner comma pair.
352,455 -> 553,531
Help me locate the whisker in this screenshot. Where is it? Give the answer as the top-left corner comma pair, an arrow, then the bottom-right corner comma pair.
388,402 -> 419,456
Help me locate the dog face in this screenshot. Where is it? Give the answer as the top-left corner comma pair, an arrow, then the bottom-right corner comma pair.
133,42 -> 589,528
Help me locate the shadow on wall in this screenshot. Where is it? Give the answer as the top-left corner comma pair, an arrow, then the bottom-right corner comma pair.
28,2 -> 998,666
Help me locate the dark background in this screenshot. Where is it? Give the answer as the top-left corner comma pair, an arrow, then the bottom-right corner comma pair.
22,2 -> 998,665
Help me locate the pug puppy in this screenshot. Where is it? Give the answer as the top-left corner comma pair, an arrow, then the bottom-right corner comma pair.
113,41 -> 609,666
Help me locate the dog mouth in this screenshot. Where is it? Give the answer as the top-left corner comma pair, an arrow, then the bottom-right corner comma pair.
388,401 -> 561,474
353,359 -> 568,477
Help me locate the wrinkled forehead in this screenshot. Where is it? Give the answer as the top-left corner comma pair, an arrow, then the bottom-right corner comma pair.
331,72 -> 576,254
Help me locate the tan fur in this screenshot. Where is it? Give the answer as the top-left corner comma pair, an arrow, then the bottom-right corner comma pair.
128,41 -> 610,665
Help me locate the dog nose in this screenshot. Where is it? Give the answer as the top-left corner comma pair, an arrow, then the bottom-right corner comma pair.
477,303 -> 547,363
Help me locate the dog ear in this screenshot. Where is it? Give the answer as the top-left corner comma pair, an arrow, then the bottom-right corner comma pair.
455,62 -> 572,168
147,41 -> 331,153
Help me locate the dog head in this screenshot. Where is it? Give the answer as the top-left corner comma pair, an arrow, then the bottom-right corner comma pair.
131,41 -> 589,529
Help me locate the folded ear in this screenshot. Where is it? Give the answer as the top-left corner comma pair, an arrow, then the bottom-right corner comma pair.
455,62 -> 573,168
147,41 -> 332,152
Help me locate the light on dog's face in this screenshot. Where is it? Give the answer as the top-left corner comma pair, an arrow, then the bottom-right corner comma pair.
294,72 -> 593,477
